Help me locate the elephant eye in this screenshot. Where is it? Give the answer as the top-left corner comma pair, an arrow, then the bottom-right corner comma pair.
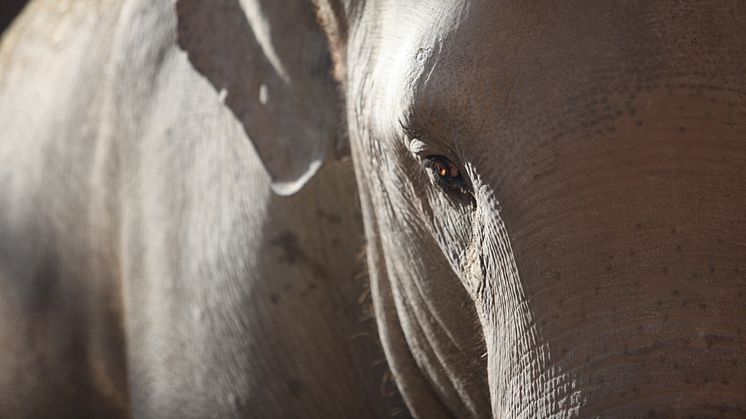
423,155 -> 469,194
427,155 -> 460,179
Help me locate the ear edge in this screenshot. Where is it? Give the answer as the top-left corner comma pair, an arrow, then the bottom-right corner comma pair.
270,158 -> 324,196
176,0 -> 343,196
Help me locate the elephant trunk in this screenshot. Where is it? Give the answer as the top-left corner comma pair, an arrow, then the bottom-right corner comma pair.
478,89 -> 746,417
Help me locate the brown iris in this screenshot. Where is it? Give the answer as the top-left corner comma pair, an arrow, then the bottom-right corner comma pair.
429,156 -> 460,179
423,155 -> 471,196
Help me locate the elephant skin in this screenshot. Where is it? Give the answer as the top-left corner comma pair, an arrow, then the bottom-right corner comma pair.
329,0 -> 746,417
0,1 -> 403,418
1,0 -> 745,418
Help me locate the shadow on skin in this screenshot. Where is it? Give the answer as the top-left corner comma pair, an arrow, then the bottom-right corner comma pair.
0,0 -> 27,34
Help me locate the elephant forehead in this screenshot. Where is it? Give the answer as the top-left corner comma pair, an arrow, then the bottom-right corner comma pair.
367,0 -> 746,152
363,0 -> 557,146
360,0 -> 467,138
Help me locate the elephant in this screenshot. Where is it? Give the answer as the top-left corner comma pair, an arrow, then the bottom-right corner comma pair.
319,1 -> 746,417
1,0 -> 746,418
0,1 -> 403,418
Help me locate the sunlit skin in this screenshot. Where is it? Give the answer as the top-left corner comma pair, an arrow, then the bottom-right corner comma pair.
1,0 -> 744,417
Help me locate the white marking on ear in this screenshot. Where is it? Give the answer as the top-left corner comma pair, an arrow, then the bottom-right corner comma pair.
270,159 -> 323,196
258,83 -> 268,105
218,88 -> 228,103
240,0 -> 290,84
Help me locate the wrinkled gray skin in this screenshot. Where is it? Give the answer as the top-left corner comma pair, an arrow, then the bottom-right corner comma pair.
2,0 -> 746,418
333,1 -> 746,417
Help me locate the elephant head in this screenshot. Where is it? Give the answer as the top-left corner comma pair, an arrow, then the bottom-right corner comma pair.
179,0 -> 746,417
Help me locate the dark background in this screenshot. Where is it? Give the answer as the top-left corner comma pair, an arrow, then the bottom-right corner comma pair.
1,0 -> 28,34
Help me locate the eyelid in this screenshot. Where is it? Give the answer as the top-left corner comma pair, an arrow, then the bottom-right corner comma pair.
403,128 -> 460,162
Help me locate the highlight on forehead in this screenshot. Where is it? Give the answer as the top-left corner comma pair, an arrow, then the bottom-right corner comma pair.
371,2 -> 470,121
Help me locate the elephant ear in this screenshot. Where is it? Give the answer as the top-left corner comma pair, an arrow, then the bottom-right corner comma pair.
176,0 -> 340,195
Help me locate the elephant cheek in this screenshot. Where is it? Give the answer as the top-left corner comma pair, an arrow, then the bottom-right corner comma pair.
462,241 -> 485,298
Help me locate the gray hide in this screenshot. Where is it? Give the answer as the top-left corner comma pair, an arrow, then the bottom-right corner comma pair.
330,1 -> 746,418
5,0 -> 743,418
0,0 -> 405,418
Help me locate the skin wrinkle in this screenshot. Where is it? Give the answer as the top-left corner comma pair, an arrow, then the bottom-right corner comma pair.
377,120 -> 494,416
344,7 -> 483,415
391,159 -> 472,357
394,282 -> 476,417
380,166 -> 468,362
378,199 -> 482,418
470,188 -> 573,416
363,176 -> 453,419
3,0 -> 746,417
332,0 -> 746,417
342,0 -> 564,416
405,247 -> 465,354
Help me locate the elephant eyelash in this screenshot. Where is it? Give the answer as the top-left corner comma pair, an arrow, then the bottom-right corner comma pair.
435,175 -> 472,196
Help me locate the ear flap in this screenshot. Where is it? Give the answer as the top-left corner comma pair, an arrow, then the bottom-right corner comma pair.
176,0 -> 341,195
